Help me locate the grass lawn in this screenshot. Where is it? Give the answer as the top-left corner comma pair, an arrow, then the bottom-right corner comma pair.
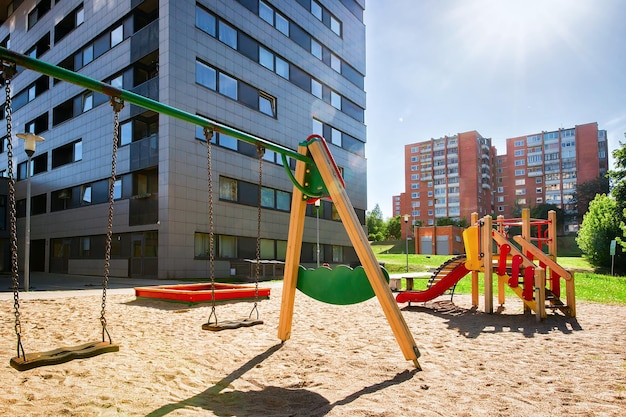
371,241 -> 626,305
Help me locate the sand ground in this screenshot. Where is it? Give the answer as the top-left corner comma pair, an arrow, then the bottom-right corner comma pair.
1,281 -> 625,416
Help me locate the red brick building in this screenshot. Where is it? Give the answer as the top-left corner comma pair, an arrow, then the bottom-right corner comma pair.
393,122 -> 608,241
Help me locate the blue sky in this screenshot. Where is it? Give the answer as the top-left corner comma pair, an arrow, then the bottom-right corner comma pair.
364,0 -> 626,218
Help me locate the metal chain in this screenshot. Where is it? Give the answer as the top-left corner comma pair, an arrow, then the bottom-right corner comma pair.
204,128 -> 217,326
250,144 -> 265,320
4,67 -> 26,359
101,96 -> 124,343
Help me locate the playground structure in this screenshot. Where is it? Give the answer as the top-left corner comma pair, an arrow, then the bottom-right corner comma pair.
396,209 -> 575,321
0,47 -> 421,370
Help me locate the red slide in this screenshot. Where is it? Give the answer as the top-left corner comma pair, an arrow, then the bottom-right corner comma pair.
395,263 -> 469,304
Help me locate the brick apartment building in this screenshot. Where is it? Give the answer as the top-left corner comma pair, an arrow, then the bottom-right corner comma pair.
393,122 -> 608,243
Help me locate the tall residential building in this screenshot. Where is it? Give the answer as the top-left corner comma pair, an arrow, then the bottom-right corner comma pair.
495,122 -> 608,233
393,131 -> 495,229
0,0 -> 367,278
394,122 -> 608,235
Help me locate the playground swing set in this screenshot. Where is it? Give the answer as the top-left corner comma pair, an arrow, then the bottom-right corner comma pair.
1,47 -> 422,371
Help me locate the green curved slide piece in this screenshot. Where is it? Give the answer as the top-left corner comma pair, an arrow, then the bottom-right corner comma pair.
296,265 -> 390,305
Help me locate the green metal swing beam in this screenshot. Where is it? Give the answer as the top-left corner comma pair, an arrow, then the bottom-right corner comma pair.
0,47 -> 326,197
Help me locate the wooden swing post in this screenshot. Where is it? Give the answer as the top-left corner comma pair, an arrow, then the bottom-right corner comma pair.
278,137 -> 421,368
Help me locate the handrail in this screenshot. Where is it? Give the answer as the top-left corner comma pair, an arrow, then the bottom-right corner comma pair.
0,47 -> 311,165
513,235 -> 572,281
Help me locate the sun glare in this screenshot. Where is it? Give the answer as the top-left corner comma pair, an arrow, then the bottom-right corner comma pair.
447,0 -> 591,68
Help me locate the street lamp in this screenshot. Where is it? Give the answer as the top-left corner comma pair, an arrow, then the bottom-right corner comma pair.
315,199 -> 321,267
17,132 -> 45,292
403,214 -> 410,272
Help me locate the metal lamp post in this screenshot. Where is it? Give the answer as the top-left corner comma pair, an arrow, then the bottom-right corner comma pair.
17,132 -> 45,292
403,214 -> 410,272
315,199 -> 321,267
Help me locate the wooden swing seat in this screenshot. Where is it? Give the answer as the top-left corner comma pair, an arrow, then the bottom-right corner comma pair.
10,341 -> 119,371
201,318 -> 263,331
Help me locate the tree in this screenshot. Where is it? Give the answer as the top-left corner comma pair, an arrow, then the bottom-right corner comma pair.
608,140 -> 626,215
530,203 -> 564,235
386,215 -> 402,240
576,194 -> 625,272
366,204 -> 385,241
573,175 -> 610,224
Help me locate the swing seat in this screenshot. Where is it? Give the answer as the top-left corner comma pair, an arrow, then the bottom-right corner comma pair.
10,341 -> 119,371
202,318 -> 263,332
296,265 -> 389,305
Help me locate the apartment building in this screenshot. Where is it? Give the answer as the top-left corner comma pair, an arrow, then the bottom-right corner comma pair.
393,131 -> 495,230
495,122 -> 608,233
394,122 -> 608,236
0,0 -> 367,278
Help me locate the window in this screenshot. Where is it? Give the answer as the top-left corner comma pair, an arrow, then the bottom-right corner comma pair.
515,159 -> 525,166
330,91 -> 341,109
259,1 -> 273,24
514,149 -> 525,156
330,53 -> 341,72
311,39 -> 322,59
515,169 -> 525,176
111,25 -> 124,47
330,16 -> 341,36
80,237 -> 91,257
196,60 -> 216,90
515,179 -> 525,185
219,177 -> 237,201
218,73 -> 238,99
275,13 -> 289,36
259,47 -> 274,71
82,185 -> 92,204
259,92 -> 276,117
196,5 -> 216,36
219,235 -> 236,258
331,128 -> 342,146
514,139 -> 525,147
311,1 -> 323,20
52,140 -> 82,168
311,79 -> 322,98
194,232 -> 213,259
82,92 -> 93,112
276,56 -> 289,79
218,21 -> 237,49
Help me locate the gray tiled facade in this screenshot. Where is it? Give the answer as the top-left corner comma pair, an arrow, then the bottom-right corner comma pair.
0,0 -> 367,279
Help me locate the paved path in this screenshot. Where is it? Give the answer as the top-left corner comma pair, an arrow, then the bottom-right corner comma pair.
0,272 -> 188,300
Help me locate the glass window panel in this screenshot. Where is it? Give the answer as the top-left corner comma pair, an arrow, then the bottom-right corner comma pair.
260,239 -> 275,259
218,21 -> 237,49
330,53 -> 341,72
74,140 -> 82,161
331,91 -> 341,109
311,1 -> 322,20
219,235 -> 236,258
312,119 -> 323,136
276,190 -> 290,211
82,185 -> 92,203
331,128 -> 342,146
76,7 -> 84,26
276,13 -> 289,36
120,121 -> 132,146
111,25 -> 123,47
259,94 -> 275,117
194,233 -> 212,258
219,133 -> 237,150
111,75 -> 123,89
261,187 -> 274,208
196,60 -> 216,90
311,79 -> 322,98
82,92 -> 93,112
196,6 -> 216,36
331,16 -> 341,36
311,39 -> 322,59
276,56 -> 289,79
113,179 -> 122,200
259,46 -> 274,71
218,73 -> 238,99
259,1 -> 273,25
83,45 -> 93,65
219,177 -> 237,201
